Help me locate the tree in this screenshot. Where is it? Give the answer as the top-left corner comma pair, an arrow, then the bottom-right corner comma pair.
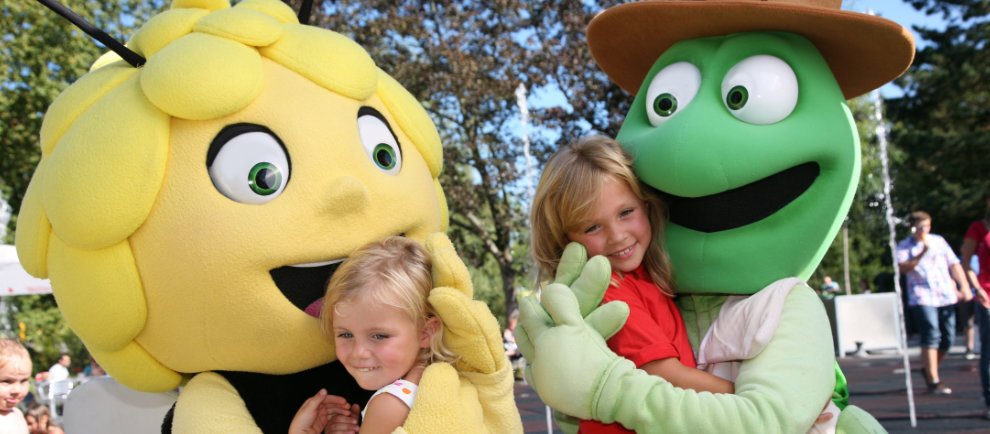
814,96 -> 899,294
304,1 -> 625,321
887,0 -> 990,248
1,0 -> 164,241
0,0 -> 163,370
525,1 -> 628,148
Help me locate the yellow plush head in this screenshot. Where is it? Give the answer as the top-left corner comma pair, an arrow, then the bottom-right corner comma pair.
15,0 -> 446,392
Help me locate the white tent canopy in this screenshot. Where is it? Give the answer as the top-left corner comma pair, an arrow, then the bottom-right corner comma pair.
0,244 -> 52,296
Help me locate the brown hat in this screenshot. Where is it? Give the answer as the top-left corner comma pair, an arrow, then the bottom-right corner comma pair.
587,0 -> 915,99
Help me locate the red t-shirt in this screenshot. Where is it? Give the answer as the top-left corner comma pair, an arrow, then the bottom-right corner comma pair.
965,220 -> 990,290
578,266 -> 696,434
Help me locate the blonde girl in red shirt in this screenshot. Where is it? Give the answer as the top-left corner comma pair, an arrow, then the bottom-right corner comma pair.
530,136 -> 733,433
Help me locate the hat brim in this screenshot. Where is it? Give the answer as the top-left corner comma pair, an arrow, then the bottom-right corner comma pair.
588,1 -> 916,99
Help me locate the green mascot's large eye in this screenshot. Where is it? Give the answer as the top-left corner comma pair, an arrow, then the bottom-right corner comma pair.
721,55 -> 798,125
725,86 -> 749,110
357,107 -> 403,175
643,61 -> 700,127
207,124 -> 291,204
652,93 -> 678,117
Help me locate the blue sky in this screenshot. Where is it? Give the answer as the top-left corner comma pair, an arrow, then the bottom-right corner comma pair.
844,0 -> 946,43
843,1 -> 947,97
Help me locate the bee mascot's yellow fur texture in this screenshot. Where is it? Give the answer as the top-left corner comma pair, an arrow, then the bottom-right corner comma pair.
15,0 -> 521,432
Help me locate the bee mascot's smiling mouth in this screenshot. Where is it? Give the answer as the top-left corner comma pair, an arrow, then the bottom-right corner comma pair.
270,260 -> 344,317
661,162 -> 820,233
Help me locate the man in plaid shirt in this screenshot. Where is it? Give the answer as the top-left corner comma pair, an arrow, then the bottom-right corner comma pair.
897,210 -> 972,395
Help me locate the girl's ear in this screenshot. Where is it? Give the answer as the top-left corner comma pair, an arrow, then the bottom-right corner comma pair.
420,316 -> 441,348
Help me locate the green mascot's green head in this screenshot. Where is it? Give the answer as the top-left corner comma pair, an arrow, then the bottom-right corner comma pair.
588,0 -> 914,294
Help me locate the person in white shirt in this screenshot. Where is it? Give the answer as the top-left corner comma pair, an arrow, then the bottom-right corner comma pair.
47,355 -> 70,383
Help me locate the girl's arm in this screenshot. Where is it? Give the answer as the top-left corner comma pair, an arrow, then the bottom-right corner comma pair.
359,394 -> 410,434
641,358 -> 734,394
960,238 -> 990,307
359,365 -> 425,434
961,239 -> 983,291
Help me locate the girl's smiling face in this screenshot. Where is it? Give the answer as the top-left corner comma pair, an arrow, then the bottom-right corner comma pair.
567,177 -> 652,273
0,357 -> 31,415
332,294 -> 429,391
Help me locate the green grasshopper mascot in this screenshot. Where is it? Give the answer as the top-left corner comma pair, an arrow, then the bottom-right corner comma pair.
518,1 -> 913,433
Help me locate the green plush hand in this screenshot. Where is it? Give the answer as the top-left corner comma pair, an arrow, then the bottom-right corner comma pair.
516,284 -> 630,419
553,242 -> 613,318
553,410 -> 581,434
836,405 -> 887,434
517,242 -> 613,361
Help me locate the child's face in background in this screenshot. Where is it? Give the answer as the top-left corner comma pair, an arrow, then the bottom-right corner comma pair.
26,413 -> 46,433
567,177 -> 652,273
333,294 -> 427,391
0,357 -> 31,415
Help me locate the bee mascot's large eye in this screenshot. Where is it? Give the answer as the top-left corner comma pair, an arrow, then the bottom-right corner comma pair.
357,107 -> 402,175
208,124 -> 291,204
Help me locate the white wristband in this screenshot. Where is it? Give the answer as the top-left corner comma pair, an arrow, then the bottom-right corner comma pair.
362,379 -> 418,419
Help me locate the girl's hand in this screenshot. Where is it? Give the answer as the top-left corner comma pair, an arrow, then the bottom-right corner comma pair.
289,389 -> 354,434
326,402 -> 361,434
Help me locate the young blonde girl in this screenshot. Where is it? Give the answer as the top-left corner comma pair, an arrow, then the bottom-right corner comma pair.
531,136 -> 733,434
0,339 -> 31,434
290,237 -> 457,434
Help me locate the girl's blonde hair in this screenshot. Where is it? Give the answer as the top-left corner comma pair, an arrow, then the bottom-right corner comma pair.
0,339 -> 30,369
320,237 -> 457,365
530,135 -> 675,296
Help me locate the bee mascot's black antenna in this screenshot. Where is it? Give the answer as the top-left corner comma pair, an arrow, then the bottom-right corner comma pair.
35,0 -> 316,67
35,0 -> 146,68
297,0 -> 314,25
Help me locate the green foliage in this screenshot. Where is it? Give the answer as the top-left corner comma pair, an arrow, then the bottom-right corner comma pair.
1,0 -> 163,371
2,295 -> 86,375
887,0 -> 990,247
305,1 -> 625,322
816,0 -> 989,291
1,0 -> 163,238
814,96 -> 898,294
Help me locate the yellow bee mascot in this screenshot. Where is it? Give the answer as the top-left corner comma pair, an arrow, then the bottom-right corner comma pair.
15,0 -> 521,432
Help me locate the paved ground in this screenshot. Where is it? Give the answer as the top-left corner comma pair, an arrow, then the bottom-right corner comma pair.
514,344 -> 990,433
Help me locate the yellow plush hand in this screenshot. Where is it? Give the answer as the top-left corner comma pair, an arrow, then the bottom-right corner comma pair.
427,232 -> 473,298
400,363 -> 482,434
412,233 -> 522,433
425,233 -> 505,375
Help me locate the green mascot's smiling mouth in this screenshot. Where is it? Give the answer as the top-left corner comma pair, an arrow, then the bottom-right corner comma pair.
662,162 -> 819,233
